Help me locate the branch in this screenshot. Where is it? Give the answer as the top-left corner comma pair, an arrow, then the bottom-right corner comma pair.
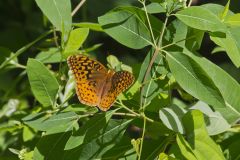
71,0 -> 87,17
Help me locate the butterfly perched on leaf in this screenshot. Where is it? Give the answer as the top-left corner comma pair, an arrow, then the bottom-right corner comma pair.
67,54 -> 135,111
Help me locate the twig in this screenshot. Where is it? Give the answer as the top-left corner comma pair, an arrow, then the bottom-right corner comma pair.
71,0 -> 87,17
188,0 -> 193,7
140,15 -> 169,108
116,101 -> 154,123
0,30 -> 53,69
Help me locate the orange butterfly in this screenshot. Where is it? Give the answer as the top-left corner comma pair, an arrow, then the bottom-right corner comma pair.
67,54 -> 135,111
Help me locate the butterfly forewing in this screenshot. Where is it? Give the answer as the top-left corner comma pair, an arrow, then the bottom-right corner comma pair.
99,71 -> 135,111
67,54 -> 108,106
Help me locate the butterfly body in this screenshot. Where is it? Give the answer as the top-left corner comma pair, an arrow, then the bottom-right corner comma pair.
67,54 -> 134,111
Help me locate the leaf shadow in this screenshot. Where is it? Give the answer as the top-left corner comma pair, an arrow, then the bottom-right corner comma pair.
64,119 -> 129,160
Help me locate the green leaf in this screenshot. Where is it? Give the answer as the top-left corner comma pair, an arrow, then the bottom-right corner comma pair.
98,6 -> 162,49
175,6 -> 227,32
35,0 -> 72,38
36,48 -> 62,63
27,58 -> 59,107
33,132 -> 71,160
101,136 -> 135,159
145,3 -> 166,14
221,134 -> 240,160
73,22 -> 103,31
141,137 -> 169,160
191,101 -> 230,135
64,109 -> 117,150
0,47 -> 11,64
225,13 -> 240,26
159,105 -> 186,134
181,110 -> 225,160
106,55 -> 122,71
61,70 -> 75,104
23,125 -> 35,142
220,0 -> 230,20
64,28 -> 89,57
211,46 -> 225,54
183,48 -> 240,123
166,52 -> 226,114
146,121 -> 173,139
202,3 -> 233,17
176,134 -> 197,160
210,27 -> 240,67
160,101 -> 230,135
64,119 -> 131,159
23,111 -> 79,134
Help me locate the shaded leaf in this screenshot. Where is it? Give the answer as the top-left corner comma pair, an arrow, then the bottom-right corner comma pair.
64,110 -> 117,150
33,132 -> 71,160
64,119 -> 131,160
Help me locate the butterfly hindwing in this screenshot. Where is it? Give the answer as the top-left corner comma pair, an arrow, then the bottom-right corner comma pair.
99,71 -> 135,111
67,54 -> 107,106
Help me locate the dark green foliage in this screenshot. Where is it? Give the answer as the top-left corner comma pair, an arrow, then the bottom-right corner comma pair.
1,0 -> 240,159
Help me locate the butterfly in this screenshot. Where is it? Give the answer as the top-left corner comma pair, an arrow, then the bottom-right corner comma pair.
67,54 -> 135,111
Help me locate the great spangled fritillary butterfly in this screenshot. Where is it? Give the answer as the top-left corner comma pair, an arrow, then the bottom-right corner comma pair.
67,54 -> 135,111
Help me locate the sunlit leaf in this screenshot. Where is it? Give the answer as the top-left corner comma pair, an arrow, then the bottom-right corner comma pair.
35,0 -> 72,40
27,59 -> 59,107
175,6 -> 227,32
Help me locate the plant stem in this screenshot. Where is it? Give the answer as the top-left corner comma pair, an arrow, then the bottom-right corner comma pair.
158,16 -> 169,47
71,0 -> 87,17
116,101 -> 154,123
0,30 -> 53,69
138,114 -> 146,160
141,0 -> 157,47
53,28 -> 60,47
188,0 -> 193,7
140,15 -> 169,108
